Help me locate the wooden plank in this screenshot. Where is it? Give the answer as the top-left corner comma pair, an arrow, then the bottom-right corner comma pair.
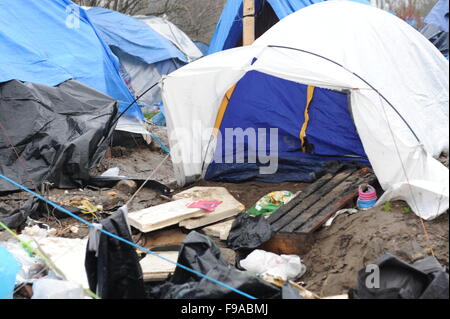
174,187 -> 245,229
298,175 -> 377,233
139,251 -> 178,282
139,228 -> 186,250
127,199 -> 206,233
258,232 -> 315,256
270,169 -> 356,232
281,171 -> 361,233
243,0 -> 255,45
202,218 -> 235,241
267,172 -> 334,224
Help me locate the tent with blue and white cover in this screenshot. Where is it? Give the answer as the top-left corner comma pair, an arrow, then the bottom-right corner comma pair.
162,1 -> 449,220
208,0 -> 371,55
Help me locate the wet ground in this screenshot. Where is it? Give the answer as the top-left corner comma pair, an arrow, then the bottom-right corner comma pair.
1,127 -> 448,298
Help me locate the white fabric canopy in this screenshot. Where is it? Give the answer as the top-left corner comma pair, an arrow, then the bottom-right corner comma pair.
162,0 -> 449,220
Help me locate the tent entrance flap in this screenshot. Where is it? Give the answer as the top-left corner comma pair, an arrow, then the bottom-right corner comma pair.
205,71 -> 369,183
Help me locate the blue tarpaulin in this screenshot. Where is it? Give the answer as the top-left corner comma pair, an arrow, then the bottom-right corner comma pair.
0,0 -> 143,119
86,8 -> 188,65
425,0 -> 449,32
208,0 -> 371,54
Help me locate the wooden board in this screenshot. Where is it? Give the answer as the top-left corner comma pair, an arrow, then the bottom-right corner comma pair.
243,0 -> 255,45
139,251 -> 178,282
259,232 -> 315,256
270,169 -> 356,232
138,228 -> 186,250
262,167 -> 375,256
202,218 -> 235,241
127,198 -> 206,233
174,187 -> 245,229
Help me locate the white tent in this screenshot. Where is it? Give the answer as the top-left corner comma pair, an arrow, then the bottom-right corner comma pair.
161,0 -> 449,220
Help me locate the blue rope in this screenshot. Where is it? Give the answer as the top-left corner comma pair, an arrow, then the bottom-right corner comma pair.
0,174 -> 257,300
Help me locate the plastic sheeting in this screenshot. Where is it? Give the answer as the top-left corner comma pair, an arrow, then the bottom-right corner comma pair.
161,1 -> 449,220
149,231 -> 281,299
0,0 -> 141,120
349,253 -> 449,299
135,16 -> 203,62
0,80 -> 118,193
420,0 -> 449,58
85,207 -> 146,299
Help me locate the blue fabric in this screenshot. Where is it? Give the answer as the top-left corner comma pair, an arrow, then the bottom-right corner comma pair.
86,8 -> 188,64
195,42 -> 210,55
205,71 -> 369,183
424,0 -> 449,32
208,0 -> 371,54
0,0 -> 143,120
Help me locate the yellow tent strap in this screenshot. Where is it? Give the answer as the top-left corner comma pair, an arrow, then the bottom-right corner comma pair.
213,84 -> 237,135
300,85 -> 315,152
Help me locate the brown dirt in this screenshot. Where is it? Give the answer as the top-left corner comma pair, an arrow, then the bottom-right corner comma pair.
300,201 -> 449,297
1,127 -> 448,298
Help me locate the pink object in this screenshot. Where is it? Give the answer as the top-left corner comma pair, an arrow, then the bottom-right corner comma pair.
188,200 -> 222,212
358,184 -> 377,201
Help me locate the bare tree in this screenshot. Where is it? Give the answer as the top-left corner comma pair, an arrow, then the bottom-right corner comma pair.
73,0 -> 147,15
147,0 -> 226,43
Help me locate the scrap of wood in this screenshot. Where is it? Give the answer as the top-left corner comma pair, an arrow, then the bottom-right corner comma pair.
259,232 -> 315,256
174,187 -> 244,229
139,228 -> 187,250
202,218 -> 235,240
139,251 -> 178,282
271,169 -> 356,232
267,173 -> 334,224
127,198 -> 206,233
281,170 -> 360,233
296,174 -> 376,233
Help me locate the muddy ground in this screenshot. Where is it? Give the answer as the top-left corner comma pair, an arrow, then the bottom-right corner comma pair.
0,127 -> 448,298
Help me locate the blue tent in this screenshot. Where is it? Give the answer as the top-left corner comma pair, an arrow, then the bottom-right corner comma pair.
204,71 -> 369,183
86,8 -> 202,110
420,0 -> 449,58
0,0 -> 143,120
208,0 -> 371,54
424,0 -> 449,32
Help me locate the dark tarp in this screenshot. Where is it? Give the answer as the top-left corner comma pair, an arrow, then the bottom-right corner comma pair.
85,207 -> 146,299
149,231 -> 281,299
349,253 -> 449,299
0,79 -> 118,193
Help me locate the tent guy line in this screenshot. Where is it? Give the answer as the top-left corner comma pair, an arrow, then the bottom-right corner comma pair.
0,173 -> 258,300
266,45 -> 421,143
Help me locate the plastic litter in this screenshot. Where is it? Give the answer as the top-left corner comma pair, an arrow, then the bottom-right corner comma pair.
226,213 -> 272,252
32,277 -> 85,299
149,231 -> 281,299
324,208 -> 359,227
187,200 -> 222,212
349,253 -> 449,299
357,184 -> 377,210
247,191 -> 294,216
239,249 -> 307,281
0,246 -> 20,299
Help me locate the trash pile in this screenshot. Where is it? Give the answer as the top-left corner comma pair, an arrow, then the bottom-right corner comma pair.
0,0 -> 449,301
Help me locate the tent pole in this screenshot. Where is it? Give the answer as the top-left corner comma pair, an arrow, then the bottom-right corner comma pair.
243,0 -> 255,45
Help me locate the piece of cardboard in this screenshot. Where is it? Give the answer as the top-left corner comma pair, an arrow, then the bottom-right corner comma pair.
139,251 -> 178,282
174,187 -> 245,229
127,198 -> 206,233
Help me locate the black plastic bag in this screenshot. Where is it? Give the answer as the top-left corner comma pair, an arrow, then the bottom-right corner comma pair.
85,206 -> 145,299
226,213 -> 272,251
349,253 -> 449,299
149,231 -> 281,299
